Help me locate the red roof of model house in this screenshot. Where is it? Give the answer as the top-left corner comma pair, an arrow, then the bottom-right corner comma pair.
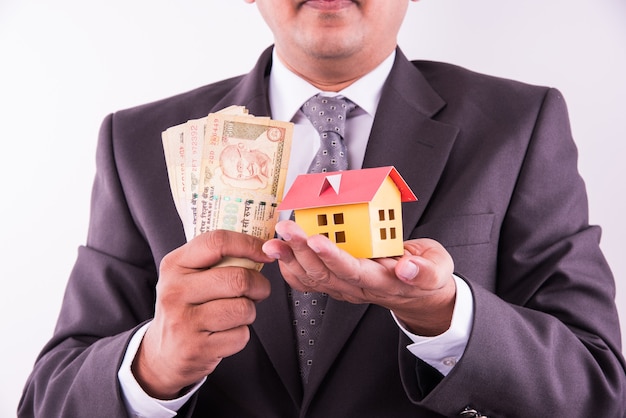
278,166 -> 417,210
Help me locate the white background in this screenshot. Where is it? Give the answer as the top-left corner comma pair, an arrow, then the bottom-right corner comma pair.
1,0 -> 624,415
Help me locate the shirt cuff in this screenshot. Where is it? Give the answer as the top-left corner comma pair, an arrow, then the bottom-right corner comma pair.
392,274 -> 474,376
117,321 -> 207,418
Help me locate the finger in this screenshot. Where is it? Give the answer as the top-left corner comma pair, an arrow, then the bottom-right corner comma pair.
306,233 -> 394,290
262,238 -> 310,287
162,229 -> 274,271
191,297 -> 259,333
274,220 -> 311,252
395,239 -> 454,288
305,232 -> 362,282
403,238 -> 453,265
176,325 -> 251,375
261,237 -> 293,262
274,221 -> 334,287
155,266 -> 270,318
394,257 -> 420,282
264,240 -> 318,292
202,325 -> 251,360
184,267 -> 272,304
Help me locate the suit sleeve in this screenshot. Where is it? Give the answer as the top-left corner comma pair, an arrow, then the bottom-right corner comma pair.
402,89 -> 626,417
18,114 -> 161,417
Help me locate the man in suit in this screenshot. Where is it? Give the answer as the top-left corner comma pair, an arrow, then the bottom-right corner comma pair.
19,0 -> 626,417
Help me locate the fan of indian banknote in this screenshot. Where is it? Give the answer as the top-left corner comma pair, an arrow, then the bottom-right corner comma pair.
162,106 -> 294,269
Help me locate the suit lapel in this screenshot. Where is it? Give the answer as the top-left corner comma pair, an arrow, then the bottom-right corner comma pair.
205,46 -> 273,117
363,49 -> 459,237
254,262 -> 304,406
302,298 -> 369,407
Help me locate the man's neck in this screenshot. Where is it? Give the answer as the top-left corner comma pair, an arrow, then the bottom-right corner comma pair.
274,46 -> 395,92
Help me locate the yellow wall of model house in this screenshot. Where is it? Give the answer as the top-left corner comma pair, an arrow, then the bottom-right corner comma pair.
368,176 -> 404,258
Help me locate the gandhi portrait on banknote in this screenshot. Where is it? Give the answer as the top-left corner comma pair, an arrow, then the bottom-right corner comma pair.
218,142 -> 272,190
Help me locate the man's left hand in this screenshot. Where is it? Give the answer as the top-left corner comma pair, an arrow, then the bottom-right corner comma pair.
262,220 -> 456,336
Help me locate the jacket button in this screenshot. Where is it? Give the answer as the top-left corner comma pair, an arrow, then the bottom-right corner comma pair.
459,407 -> 488,417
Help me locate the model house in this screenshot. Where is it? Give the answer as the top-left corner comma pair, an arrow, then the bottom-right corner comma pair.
278,166 -> 417,258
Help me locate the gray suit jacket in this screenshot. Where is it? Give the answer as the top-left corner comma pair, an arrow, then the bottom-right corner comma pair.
19,47 -> 626,417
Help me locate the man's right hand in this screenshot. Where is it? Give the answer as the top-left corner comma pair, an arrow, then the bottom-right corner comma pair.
132,230 -> 273,399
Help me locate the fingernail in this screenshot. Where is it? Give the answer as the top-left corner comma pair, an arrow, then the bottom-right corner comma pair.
280,232 -> 292,241
261,242 -> 280,260
308,242 -> 321,253
397,261 -> 418,281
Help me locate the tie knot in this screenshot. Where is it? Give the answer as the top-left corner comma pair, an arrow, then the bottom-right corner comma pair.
301,94 -> 356,138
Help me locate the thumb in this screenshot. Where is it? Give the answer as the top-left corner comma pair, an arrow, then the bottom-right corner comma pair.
395,257 -> 420,283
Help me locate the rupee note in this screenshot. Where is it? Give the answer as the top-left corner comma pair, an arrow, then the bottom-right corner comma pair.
195,112 -> 292,237
162,107 -> 293,270
162,122 -> 192,236
184,117 -> 205,239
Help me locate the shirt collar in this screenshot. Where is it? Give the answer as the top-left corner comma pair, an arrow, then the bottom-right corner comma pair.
268,48 -> 396,122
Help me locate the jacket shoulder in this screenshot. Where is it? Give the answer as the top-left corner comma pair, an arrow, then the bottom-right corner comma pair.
410,60 -> 562,124
412,60 -> 549,94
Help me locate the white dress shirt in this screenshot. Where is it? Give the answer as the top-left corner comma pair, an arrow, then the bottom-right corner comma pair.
118,49 -> 474,417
